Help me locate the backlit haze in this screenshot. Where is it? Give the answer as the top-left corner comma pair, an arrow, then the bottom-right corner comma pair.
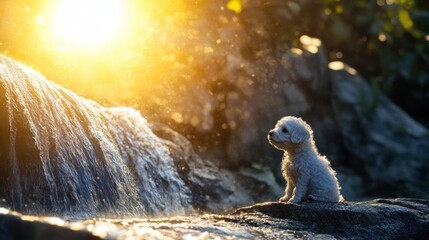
0,0 -> 198,106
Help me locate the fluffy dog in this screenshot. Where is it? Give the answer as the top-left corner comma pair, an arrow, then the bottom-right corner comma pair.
268,116 -> 343,203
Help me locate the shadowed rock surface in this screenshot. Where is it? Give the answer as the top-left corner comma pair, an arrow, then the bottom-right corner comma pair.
0,209 -> 100,240
234,198 -> 429,239
1,198 -> 428,239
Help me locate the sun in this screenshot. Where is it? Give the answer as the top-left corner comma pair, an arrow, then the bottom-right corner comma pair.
48,0 -> 127,49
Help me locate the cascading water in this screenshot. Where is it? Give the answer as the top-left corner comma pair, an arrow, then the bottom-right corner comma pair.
0,55 -> 193,217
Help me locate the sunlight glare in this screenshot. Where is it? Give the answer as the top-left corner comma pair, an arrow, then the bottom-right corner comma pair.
0,208 -> 9,214
328,61 -> 357,75
49,0 -> 127,49
291,48 -> 303,55
328,61 -> 346,71
299,35 -> 321,54
43,217 -> 66,226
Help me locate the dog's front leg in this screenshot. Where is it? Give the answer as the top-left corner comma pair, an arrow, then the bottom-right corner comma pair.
279,180 -> 294,202
288,175 -> 310,203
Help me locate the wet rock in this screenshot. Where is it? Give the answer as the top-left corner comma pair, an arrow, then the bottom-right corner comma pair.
0,209 -> 100,240
2,198 -> 427,239
0,55 -> 194,216
0,54 -> 282,215
0,54 -> 284,216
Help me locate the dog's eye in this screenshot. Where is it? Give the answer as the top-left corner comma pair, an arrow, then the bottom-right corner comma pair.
282,127 -> 288,133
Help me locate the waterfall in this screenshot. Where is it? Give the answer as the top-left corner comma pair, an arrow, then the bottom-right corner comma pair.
0,55 -> 192,217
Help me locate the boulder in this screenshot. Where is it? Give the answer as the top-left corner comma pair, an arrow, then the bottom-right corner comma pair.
1,198 -> 427,239
234,198 -> 429,239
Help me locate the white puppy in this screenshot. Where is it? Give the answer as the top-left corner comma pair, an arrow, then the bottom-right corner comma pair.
268,116 -> 343,203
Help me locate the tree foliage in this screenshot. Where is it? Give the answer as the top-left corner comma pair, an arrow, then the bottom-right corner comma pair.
233,0 -> 429,124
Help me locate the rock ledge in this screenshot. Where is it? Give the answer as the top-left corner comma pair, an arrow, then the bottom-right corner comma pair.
234,198 -> 429,239
1,199 -> 428,239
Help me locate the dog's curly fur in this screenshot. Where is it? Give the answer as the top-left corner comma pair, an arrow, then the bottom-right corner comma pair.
268,116 -> 343,203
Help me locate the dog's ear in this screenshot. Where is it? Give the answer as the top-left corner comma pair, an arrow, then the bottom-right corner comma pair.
290,120 -> 311,143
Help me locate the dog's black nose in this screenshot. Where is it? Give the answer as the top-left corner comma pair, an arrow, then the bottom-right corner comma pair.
268,130 -> 274,136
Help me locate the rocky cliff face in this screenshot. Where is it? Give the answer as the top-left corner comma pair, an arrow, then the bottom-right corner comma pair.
221,48 -> 429,199
146,45 -> 429,199
116,3 -> 429,199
